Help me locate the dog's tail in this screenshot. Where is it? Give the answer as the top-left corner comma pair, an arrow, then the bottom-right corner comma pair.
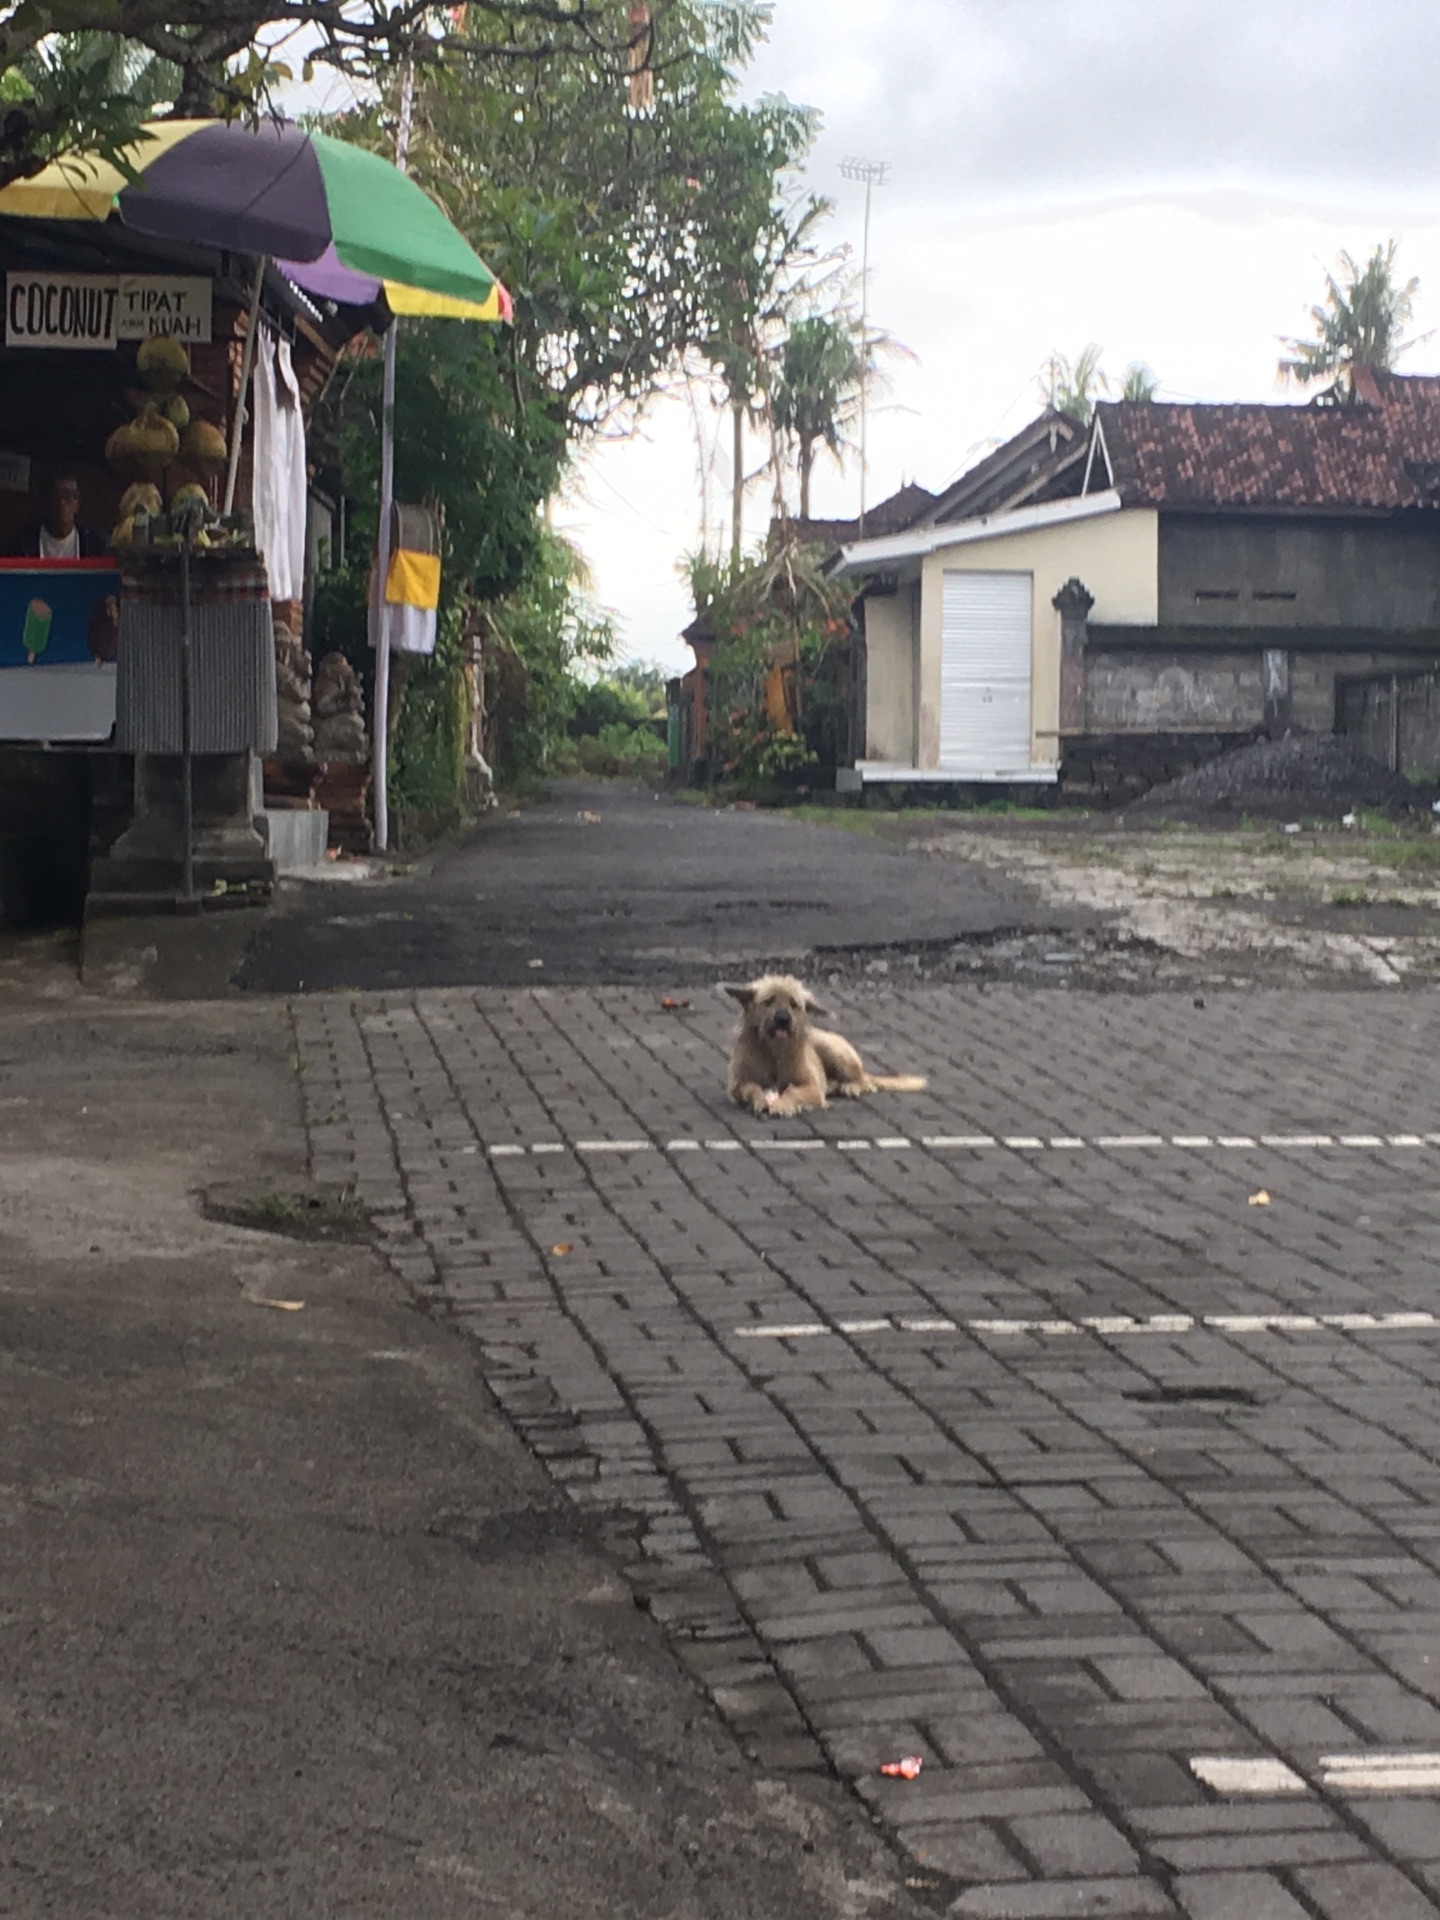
869,1074 -> 928,1093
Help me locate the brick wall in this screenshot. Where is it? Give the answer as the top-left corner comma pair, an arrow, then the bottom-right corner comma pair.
1059,730 -> 1264,805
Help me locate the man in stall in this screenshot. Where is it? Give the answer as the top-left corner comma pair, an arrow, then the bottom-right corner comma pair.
10,473 -> 109,559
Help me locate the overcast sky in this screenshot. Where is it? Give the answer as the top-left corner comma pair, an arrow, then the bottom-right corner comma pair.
556,0 -> 1440,674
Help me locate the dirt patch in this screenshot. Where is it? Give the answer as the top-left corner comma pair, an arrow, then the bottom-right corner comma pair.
200,1178 -> 371,1242
793,812 -> 1440,989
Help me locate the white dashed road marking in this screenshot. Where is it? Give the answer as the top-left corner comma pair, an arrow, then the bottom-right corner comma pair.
1192,1752 -> 1440,1797
1191,1757 -> 1308,1796
479,1130 -> 1440,1161
1321,1753 -> 1440,1793
732,1311 -> 1440,1343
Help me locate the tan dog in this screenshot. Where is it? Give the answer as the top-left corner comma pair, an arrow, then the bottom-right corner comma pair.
725,974 -> 927,1118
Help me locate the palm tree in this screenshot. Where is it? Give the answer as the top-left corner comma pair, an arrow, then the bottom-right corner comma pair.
20,32 -> 181,116
1119,361 -> 1158,402
1278,242 -> 1422,401
771,314 -> 864,520
1041,344 -> 1107,424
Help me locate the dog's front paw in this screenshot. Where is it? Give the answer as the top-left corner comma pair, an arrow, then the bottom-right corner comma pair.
835,1081 -> 864,1099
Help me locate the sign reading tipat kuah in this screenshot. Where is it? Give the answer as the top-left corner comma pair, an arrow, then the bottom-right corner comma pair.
5,272 -> 212,349
115,274 -> 211,341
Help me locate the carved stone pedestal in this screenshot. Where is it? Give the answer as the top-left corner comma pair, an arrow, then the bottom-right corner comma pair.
87,751 -> 274,913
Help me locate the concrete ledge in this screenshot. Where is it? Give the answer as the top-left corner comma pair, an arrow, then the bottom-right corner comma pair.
261,808 -> 330,872
841,762 -> 1059,789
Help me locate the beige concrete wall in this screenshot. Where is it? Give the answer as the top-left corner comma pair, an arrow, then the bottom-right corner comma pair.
863,586 -> 918,763
916,509 -> 1158,769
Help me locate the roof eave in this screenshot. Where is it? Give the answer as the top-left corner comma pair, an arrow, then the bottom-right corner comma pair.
826,488 -> 1125,576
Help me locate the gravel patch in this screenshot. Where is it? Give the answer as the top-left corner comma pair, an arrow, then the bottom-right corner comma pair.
1131,733 -> 1429,822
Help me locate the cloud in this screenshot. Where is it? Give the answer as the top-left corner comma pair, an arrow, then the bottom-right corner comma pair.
751,0 -> 1440,219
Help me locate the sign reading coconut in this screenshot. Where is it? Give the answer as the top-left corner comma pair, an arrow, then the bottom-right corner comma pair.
6,273 -> 212,349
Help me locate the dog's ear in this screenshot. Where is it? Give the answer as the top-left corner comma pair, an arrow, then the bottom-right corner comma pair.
800,987 -> 830,1020
723,983 -> 756,1007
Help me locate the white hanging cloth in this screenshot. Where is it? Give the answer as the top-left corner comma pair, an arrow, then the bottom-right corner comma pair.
251,329 -> 308,602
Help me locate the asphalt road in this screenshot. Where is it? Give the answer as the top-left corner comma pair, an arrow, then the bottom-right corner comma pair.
0,999 -> 922,1920
242,780 -> 1059,993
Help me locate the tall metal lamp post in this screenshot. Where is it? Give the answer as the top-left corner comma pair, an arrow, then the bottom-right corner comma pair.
840,154 -> 887,538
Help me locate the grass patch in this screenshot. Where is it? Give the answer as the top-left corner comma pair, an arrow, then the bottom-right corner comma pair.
1359,835 -> 1440,872
790,809 -> 889,835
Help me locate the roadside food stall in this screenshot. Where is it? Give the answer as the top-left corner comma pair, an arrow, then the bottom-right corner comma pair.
0,119 -> 510,922
0,218 -> 340,918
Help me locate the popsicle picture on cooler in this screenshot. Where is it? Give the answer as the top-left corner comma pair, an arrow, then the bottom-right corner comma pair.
22,598 -> 52,663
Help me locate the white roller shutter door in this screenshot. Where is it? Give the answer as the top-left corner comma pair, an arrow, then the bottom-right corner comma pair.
940,570 -> 1034,773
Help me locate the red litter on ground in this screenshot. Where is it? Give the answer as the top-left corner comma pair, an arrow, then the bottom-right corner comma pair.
879,1756 -> 923,1780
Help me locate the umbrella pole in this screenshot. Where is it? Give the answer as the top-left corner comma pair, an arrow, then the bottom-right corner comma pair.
372,325 -> 397,853
371,54 -> 416,856
180,540 -> 196,906
224,260 -> 264,516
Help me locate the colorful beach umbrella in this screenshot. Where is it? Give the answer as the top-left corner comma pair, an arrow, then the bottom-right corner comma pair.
0,118 -> 511,322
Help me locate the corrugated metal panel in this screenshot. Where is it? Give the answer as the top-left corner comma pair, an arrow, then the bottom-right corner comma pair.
117,602 -> 278,753
940,570 -> 1032,772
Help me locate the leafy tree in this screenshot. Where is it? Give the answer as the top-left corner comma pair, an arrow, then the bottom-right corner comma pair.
484,529 -> 615,783
570,661 -> 667,734
700,188 -> 833,564
569,677 -> 653,735
686,537 -> 853,789
323,319 -> 565,612
771,313 -> 862,520
309,316 -> 568,805
346,1 -> 822,446
18,28 -> 180,112
0,1 -> 681,185
1279,241 -> 1422,400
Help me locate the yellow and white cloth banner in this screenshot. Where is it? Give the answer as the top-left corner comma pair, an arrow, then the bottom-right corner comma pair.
382,547 -> 441,657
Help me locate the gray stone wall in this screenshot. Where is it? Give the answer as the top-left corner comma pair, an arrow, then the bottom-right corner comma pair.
1084,630 -> 1440,734
1086,648 -> 1262,728
1337,670 -> 1440,776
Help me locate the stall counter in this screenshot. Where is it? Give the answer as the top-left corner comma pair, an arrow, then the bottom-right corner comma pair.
0,555 -> 121,741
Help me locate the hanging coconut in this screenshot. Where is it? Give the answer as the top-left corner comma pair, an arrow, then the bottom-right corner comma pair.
179,419 -> 227,474
137,334 -> 191,393
107,407 -> 181,483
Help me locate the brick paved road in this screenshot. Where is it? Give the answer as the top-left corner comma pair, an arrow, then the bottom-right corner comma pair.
295,982 -> 1440,1918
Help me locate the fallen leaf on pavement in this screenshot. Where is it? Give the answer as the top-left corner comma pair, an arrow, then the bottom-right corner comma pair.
254,1298 -> 305,1312
1248,1189 -> 1271,1207
879,1756 -> 923,1780
577,810 -> 602,824
661,996 -> 690,1011
551,1242 -> 574,1256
